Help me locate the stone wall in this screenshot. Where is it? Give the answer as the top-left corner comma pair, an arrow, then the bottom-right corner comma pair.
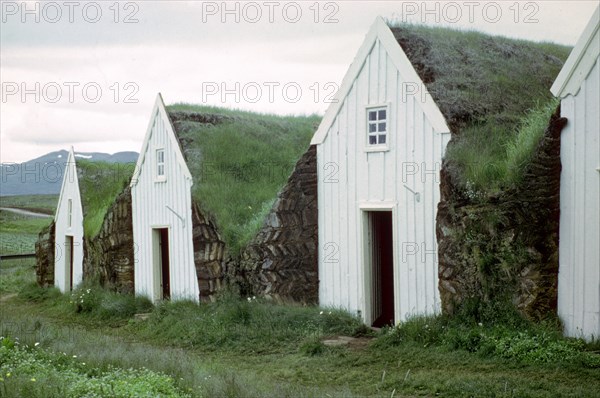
84,187 -> 134,293
236,145 -> 318,303
192,202 -> 226,301
35,221 -> 55,287
437,107 -> 566,320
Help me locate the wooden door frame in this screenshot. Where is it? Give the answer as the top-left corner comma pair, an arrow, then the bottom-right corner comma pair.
359,202 -> 397,326
151,226 -> 170,302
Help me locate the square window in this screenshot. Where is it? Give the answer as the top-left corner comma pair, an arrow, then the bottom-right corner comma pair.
366,106 -> 388,147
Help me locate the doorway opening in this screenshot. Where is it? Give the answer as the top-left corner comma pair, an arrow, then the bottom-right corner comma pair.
65,236 -> 74,291
153,228 -> 170,300
366,211 -> 394,327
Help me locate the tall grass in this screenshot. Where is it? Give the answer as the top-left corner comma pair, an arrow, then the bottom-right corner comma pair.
446,99 -> 559,195
77,160 -> 134,238
168,105 -> 320,255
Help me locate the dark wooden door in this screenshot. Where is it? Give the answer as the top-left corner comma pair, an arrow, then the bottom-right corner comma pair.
371,212 -> 394,327
65,236 -> 74,291
159,229 -> 170,299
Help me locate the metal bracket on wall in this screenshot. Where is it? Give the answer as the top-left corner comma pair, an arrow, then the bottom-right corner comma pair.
403,184 -> 421,203
165,205 -> 186,228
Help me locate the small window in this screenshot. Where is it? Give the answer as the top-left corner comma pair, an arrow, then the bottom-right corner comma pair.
156,149 -> 165,181
367,107 -> 388,146
67,199 -> 72,227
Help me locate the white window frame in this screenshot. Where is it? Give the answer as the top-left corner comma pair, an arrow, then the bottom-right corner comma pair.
67,198 -> 72,227
365,104 -> 390,152
155,148 -> 166,182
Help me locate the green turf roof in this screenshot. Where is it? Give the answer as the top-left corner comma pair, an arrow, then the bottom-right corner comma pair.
77,160 -> 135,238
167,105 -> 320,255
389,24 -> 571,193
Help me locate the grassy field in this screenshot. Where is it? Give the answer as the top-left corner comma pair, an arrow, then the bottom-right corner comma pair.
168,105 -> 320,255
1,261 -> 598,397
0,195 -> 58,215
0,210 -> 52,255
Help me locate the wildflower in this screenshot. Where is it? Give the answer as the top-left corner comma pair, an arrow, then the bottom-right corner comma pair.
319,311 -> 323,315
478,322 -> 483,327
30,378 -> 36,382
252,296 -> 256,300
6,372 -> 11,378
82,362 -> 85,365
247,297 -> 251,302
34,342 -> 40,347
73,355 -> 77,358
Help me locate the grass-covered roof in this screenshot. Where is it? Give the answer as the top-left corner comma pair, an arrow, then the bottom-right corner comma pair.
167,105 -> 320,255
77,160 -> 134,238
389,24 -> 571,194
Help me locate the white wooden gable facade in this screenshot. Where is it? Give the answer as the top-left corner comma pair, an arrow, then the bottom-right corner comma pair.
131,94 -> 199,303
312,17 -> 451,326
551,6 -> 600,341
54,147 -> 84,292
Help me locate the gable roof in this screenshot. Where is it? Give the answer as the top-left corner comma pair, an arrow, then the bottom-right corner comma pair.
551,5 -> 600,97
311,16 -> 449,145
130,93 -> 192,187
54,146 -> 81,220
314,17 -> 570,145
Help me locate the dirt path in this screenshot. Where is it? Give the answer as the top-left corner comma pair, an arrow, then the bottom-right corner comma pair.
0,207 -> 52,218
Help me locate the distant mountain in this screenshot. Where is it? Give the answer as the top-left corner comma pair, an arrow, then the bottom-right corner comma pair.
1,150 -> 138,196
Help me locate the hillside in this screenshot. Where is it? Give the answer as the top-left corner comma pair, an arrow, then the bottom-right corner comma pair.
167,105 -> 320,255
77,160 -> 134,238
389,24 -> 571,193
1,150 -> 138,196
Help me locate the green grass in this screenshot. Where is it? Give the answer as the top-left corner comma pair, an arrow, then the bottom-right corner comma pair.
0,337 -> 192,398
167,105 -> 320,255
77,160 -> 134,238
0,195 -> 58,215
0,210 -> 52,255
389,24 -> 571,195
446,99 -> 560,195
2,260 -> 599,397
0,258 -> 36,294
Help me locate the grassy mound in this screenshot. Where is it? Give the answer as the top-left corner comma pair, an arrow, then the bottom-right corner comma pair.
390,24 -> 571,194
167,105 -> 319,255
77,160 -> 135,238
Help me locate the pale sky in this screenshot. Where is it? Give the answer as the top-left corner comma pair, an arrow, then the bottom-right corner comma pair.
1,0 -> 598,163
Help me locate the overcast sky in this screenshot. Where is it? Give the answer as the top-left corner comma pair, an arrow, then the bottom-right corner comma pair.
1,0 -> 598,163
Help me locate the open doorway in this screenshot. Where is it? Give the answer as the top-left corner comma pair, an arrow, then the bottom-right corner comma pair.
152,228 -> 170,300
65,236 -> 74,291
366,211 -> 394,327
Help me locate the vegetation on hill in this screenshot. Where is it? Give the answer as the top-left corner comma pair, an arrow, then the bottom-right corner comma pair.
0,211 -> 51,255
167,105 -> 320,255
390,24 -> 571,195
77,160 -> 135,238
0,194 -> 58,215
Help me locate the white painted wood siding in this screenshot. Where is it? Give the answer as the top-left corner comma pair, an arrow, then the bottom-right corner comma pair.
317,38 -> 450,323
558,55 -> 600,341
54,148 -> 84,292
132,101 -> 199,303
